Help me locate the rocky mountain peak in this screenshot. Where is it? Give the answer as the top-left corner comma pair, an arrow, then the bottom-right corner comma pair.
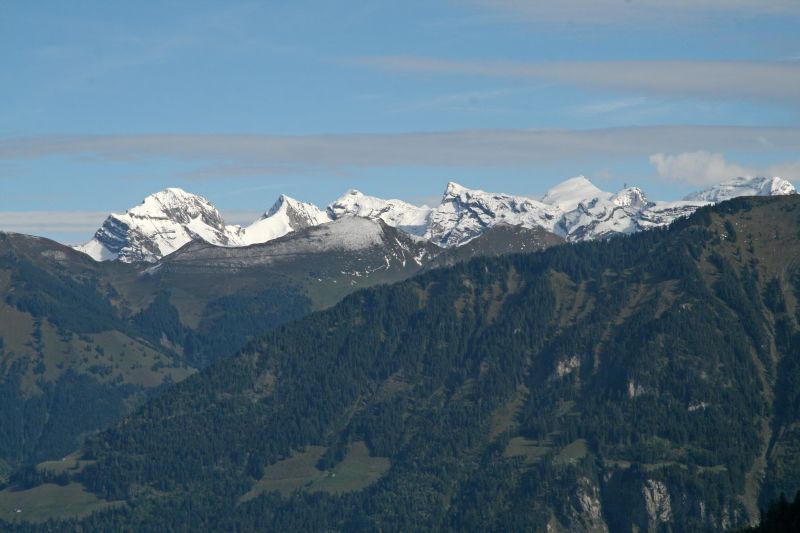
130,187 -> 226,227
73,175 -> 797,263
328,189 -> 430,235
74,188 -> 239,263
443,181 -> 471,198
612,187 -> 648,209
684,176 -> 796,203
241,195 -> 331,246
426,182 -> 562,247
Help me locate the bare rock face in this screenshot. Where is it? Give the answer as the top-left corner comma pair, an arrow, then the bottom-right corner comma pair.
642,479 -> 672,528
75,188 -> 244,262
567,478 -> 610,533
426,182 -> 561,247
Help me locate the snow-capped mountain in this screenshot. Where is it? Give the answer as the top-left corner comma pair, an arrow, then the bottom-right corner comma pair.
328,189 -> 431,235
426,182 -> 562,247
240,195 -> 331,246
75,188 -> 244,263
159,217 -> 439,280
540,176 -> 612,211
556,189 -> 645,242
683,176 -> 796,203
551,176 -> 795,241
74,175 -> 796,263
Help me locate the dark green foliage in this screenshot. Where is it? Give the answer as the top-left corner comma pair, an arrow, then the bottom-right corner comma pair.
112,284 -> 312,368
184,285 -> 312,367
3,195 -> 800,531
6,258 -> 121,334
0,364 -> 130,467
741,492 -> 800,533
132,291 -> 186,349
725,219 -> 738,242
0,240 -> 316,475
8,465 -> 43,490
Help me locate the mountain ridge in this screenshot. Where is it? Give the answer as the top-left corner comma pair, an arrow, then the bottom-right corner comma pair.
14,194 -> 800,531
74,175 -> 795,262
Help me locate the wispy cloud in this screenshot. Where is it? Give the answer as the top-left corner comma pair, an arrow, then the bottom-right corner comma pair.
353,57 -> 800,104
355,56 -> 800,104
649,151 -> 800,185
220,210 -> 265,226
392,87 -> 534,113
176,164 -> 317,181
0,209 -> 268,241
573,97 -> 653,115
32,3 -> 276,90
0,211 -> 108,235
470,0 -> 800,25
1,127 -> 799,171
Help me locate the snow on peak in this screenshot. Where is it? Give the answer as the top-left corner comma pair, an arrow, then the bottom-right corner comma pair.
301,216 -> 386,251
73,174 -> 798,263
241,196 -> 331,246
426,182 -> 561,247
684,176 -> 796,203
265,194 -> 294,216
75,188 -> 240,263
541,176 -> 610,211
129,188 -> 225,226
328,189 -> 431,235
612,187 -> 648,208
444,181 -> 470,197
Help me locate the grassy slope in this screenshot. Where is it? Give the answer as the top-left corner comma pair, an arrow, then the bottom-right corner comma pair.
0,483 -> 122,524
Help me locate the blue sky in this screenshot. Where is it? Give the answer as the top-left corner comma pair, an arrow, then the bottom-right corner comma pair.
1,0 -> 799,243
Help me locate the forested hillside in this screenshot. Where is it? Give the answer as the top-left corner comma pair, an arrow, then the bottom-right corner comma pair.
4,195 -> 799,530
0,221 -> 555,483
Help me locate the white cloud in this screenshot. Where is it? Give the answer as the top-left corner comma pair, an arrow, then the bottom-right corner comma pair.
354,57 -> 800,103
649,151 -> 800,185
649,151 -> 752,185
765,161 -> 800,181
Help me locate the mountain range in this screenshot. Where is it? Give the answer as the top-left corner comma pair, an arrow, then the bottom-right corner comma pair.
74,175 -> 796,263
1,176 -> 798,530
3,194 -> 799,531
0,197 -> 561,480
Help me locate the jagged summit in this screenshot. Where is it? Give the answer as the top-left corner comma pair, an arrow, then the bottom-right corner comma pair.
265,194 -> 296,217
328,189 -> 430,235
443,181 -> 471,197
611,187 -> 648,208
240,195 -> 332,246
75,188 -> 241,263
427,182 -> 562,247
73,175 -> 797,262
